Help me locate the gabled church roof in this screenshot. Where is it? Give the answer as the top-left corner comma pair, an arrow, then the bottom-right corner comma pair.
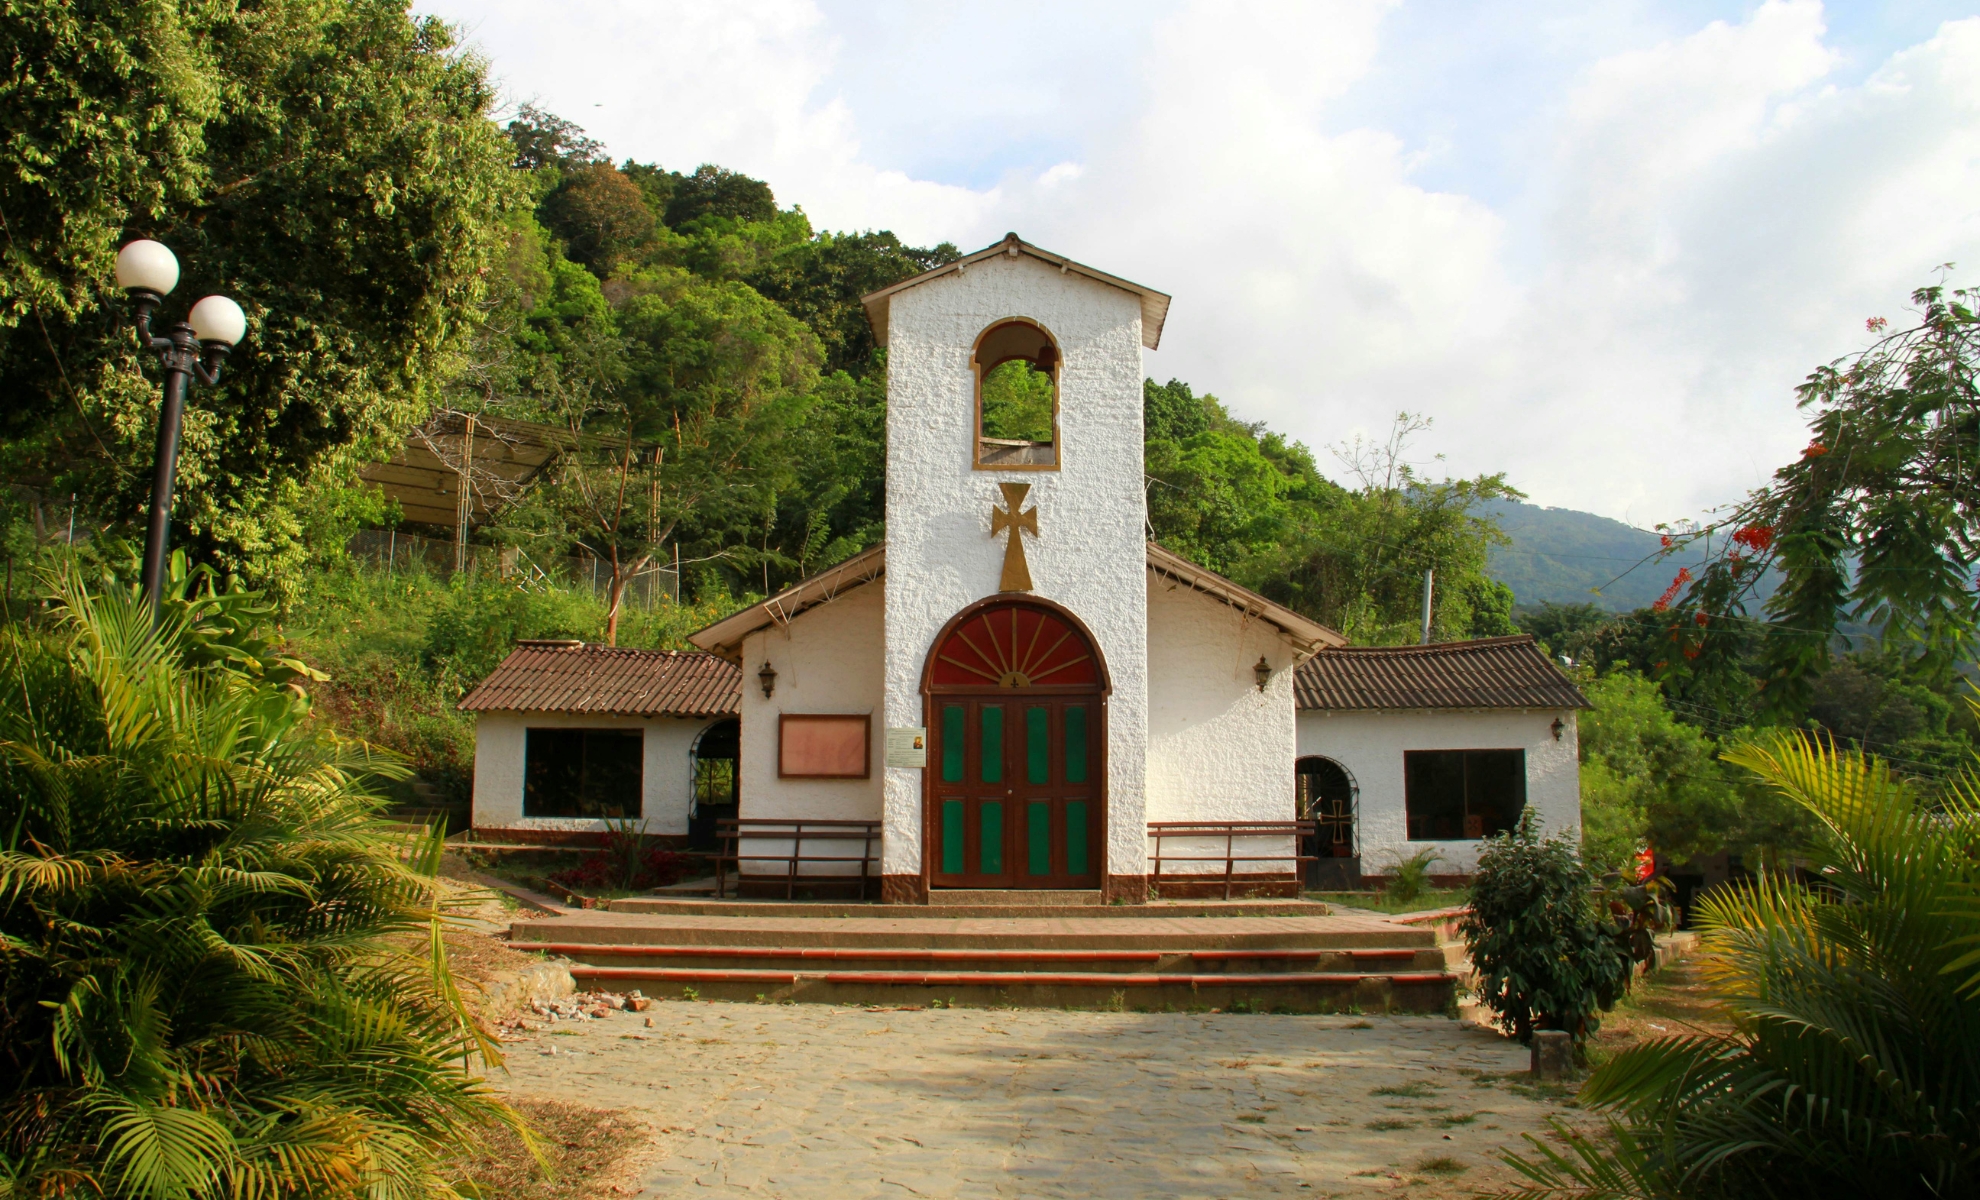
861,233 -> 1173,350
1294,635 -> 1589,712
1145,543 -> 1345,653
686,542 -> 1343,661
689,543 -> 888,661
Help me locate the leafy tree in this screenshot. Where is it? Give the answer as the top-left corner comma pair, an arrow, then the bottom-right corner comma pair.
1662,281 -> 1980,711
663,164 -> 778,228
0,0 -> 515,591
1497,732 -> 1980,1198
541,162 -> 656,275
503,101 -> 605,171
0,569 -> 521,1196
745,230 -> 960,376
1518,600 -> 1613,665
1144,377 -> 1214,442
1242,414 -> 1523,643
1577,672 -> 1749,877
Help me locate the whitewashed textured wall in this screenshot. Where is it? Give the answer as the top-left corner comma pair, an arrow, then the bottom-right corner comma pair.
739,580 -> 886,823
470,712 -> 709,836
1144,575 -> 1305,873
880,251 -> 1151,884
1294,708 -> 1581,875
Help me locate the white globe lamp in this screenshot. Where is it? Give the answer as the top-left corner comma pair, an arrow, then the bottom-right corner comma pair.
115,240 -> 180,295
188,295 -> 247,347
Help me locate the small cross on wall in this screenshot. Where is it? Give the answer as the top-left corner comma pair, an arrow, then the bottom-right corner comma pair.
990,482 -> 1038,592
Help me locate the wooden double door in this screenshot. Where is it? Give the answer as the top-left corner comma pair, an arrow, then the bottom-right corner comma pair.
930,695 -> 1101,889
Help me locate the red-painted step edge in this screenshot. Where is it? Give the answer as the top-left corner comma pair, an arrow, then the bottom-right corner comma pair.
520,943 -> 1423,964
521,942 -> 1164,963
569,966 -> 1451,988
1189,949 -> 1419,961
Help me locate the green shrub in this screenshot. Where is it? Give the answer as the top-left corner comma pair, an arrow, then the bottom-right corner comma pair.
0,570 -> 524,1196
1380,846 -> 1443,907
1460,812 -> 1631,1046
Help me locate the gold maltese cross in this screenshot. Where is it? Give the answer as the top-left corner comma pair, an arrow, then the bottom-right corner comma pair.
990,482 -> 1038,592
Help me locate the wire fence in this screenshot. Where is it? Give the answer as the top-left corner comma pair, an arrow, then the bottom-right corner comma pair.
345,529 -> 680,607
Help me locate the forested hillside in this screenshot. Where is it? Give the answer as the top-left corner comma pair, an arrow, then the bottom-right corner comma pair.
1485,499 -> 1709,611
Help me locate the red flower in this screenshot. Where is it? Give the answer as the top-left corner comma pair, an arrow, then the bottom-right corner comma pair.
1731,523 -> 1775,552
1866,316 -> 1888,333
1659,534 -> 1674,549
1804,442 -> 1829,458
1651,568 -> 1692,612
1683,646 -> 1702,659
1694,611 -> 1709,626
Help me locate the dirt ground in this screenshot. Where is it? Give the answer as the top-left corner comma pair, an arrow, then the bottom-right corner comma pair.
459,996 -> 1591,1200
434,882 -> 1726,1198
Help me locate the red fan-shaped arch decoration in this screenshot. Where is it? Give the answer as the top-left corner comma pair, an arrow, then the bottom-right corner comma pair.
930,602 -> 1099,690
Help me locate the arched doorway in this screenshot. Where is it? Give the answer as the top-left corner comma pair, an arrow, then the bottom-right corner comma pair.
924,598 -> 1107,889
687,718 -> 739,851
1296,756 -> 1359,890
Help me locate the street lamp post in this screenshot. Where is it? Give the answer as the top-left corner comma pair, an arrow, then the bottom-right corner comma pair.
114,240 -> 247,611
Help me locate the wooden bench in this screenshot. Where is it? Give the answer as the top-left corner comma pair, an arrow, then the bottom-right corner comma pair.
715,818 -> 882,900
1147,821 -> 1318,900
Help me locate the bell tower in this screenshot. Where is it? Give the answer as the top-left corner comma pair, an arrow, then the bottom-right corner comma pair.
860,233 -> 1170,901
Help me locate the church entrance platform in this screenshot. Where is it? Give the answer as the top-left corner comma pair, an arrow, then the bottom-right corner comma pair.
604,895 -> 1329,919
507,907 -> 1457,1013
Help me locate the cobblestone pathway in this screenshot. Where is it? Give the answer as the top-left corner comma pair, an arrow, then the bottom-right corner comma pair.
493,1000 -> 1577,1198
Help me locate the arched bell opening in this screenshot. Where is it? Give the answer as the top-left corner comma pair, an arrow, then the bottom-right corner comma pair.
972,318 -> 1060,470
687,717 -> 740,851
1296,755 -> 1359,891
923,597 -> 1108,890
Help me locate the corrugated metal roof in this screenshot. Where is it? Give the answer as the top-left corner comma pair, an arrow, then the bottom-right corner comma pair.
458,642 -> 740,717
1295,635 -> 1589,712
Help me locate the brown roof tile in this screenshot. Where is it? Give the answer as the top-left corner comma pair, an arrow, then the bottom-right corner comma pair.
458,642 -> 740,717
1294,635 -> 1589,712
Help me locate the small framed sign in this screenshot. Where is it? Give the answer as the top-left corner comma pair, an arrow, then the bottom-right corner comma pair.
778,714 -> 870,779
885,725 -> 928,768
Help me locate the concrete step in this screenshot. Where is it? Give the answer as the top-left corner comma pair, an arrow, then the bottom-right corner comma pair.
520,941 -> 1446,974
511,913 -> 1440,952
929,888 -> 1101,906
607,898 -> 1333,918
510,909 -> 1456,1011
567,964 -> 1452,1012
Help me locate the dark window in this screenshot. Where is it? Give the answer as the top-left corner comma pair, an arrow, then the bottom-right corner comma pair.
524,728 -> 644,818
1404,749 -> 1525,840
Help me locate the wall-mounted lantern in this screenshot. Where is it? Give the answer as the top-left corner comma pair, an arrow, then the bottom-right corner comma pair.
1551,717 -> 1566,741
758,660 -> 778,700
1253,656 -> 1272,692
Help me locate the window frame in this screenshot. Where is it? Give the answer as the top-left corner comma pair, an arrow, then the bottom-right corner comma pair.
971,317 -> 1061,472
1402,748 -> 1527,841
522,726 -> 646,819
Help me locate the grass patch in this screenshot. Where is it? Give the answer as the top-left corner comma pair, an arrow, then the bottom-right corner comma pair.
1308,889 -> 1469,915
443,1097 -> 652,1199
1236,1114 -> 1268,1124
1415,1155 -> 1468,1176
1364,1118 -> 1414,1131
1369,1081 -> 1437,1099
1434,1112 -> 1481,1127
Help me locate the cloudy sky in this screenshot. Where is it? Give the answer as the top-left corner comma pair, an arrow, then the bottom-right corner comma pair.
421,1 -> 1980,527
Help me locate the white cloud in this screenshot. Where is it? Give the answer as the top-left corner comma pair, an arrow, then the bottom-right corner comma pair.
424,0 -> 1980,525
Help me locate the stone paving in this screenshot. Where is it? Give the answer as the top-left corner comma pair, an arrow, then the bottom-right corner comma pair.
491,998 -> 1579,1198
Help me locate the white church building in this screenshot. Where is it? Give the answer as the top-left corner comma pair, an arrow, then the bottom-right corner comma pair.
461,234 -> 1587,901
